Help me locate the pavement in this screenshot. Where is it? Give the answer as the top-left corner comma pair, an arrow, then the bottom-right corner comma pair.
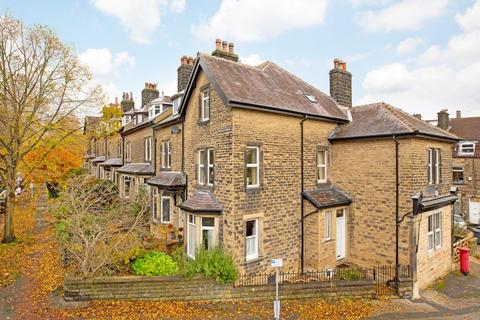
371,258 -> 480,319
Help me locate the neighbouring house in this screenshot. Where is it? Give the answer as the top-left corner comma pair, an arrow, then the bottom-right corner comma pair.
437,110 -> 480,225
84,39 -> 460,295
82,116 -> 104,178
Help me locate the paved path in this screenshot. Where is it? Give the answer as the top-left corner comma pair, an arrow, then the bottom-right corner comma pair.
372,259 -> 480,319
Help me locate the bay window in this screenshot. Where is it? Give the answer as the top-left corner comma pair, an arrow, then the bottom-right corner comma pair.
201,217 -> 215,250
187,214 -> 196,258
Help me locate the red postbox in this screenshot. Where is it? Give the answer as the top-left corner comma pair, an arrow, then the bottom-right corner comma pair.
459,247 -> 470,276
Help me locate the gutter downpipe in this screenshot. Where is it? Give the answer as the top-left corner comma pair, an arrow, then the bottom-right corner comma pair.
181,119 -> 187,201
300,115 -> 308,274
394,135 -> 400,296
153,128 -> 156,176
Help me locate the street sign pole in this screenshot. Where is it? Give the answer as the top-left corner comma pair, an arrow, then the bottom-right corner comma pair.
271,258 -> 283,320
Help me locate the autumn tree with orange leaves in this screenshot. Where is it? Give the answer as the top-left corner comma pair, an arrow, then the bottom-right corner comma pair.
0,14 -> 102,243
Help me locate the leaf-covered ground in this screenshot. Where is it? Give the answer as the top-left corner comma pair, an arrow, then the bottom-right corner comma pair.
0,193 -> 386,319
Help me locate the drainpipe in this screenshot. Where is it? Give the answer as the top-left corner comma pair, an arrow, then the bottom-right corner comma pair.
394,135 -> 400,296
300,115 -> 307,273
153,128 -> 157,176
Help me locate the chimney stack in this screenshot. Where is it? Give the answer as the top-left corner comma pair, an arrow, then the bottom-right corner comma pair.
121,91 -> 134,113
329,59 -> 352,108
437,109 -> 449,131
211,38 -> 239,62
413,114 -> 422,120
141,82 -> 159,107
456,110 -> 461,118
177,55 -> 195,92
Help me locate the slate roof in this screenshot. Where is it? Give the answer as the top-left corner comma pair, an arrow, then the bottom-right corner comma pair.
178,191 -> 223,213
147,171 -> 186,188
181,53 -> 349,122
150,96 -> 172,104
99,158 -> 123,166
91,156 -> 106,163
449,116 -> 480,141
116,163 -> 154,175
303,185 -> 352,209
330,102 -> 459,141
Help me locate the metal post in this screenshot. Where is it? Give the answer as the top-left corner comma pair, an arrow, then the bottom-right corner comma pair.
274,268 -> 280,320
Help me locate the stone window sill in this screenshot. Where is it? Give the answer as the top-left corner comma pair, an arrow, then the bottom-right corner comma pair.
245,256 -> 262,264
245,186 -> 262,194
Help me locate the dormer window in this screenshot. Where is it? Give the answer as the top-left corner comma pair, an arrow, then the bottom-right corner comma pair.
173,97 -> 181,115
122,115 -> 131,126
149,104 -> 162,119
459,142 -> 475,155
133,115 -> 138,125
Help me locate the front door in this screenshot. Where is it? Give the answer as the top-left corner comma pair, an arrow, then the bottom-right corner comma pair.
469,200 -> 480,225
336,209 -> 346,260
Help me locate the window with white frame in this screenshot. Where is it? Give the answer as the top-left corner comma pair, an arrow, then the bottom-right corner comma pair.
200,89 -> 210,122
207,148 -> 214,186
144,137 -> 152,162
459,142 -> 475,155
172,97 -> 181,115
428,212 -> 442,251
161,194 -> 171,223
452,166 -> 464,184
325,211 -> 332,240
201,217 -> 215,250
428,148 -> 441,184
187,214 -> 196,258
246,146 -> 260,188
117,141 -> 122,157
198,149 -> 205,185
125,141 -> 131,162
123,176 -> 131,199
149,104 -> 162,119
152,188 -> 158,222
317,149 -> 328,183
161,140 -> 171,169
245,219 -> 259,260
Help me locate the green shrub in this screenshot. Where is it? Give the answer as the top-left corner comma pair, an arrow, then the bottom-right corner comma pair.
55,220 -> 70,243
176,247 -> 238,284
132,251 -> 178,276
337,269 -> 363,281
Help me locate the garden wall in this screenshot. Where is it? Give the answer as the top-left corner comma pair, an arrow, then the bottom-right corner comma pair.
63,275 -> 412,301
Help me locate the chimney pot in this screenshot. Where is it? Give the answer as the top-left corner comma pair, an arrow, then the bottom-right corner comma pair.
215,38 -> 222,50
188,56 -> 194,65
456,110 -> 461,118
228,42 -> 234,53
222,40 -> 228,51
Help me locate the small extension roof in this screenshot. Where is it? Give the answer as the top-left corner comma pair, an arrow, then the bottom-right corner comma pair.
178,191 -> 223,213
99,158 -> 123,167
91,156 -> 106,163
147,171 -> 186,188
303,184 -> 352,209
116,163 -> 154,175
330,102 -> 460,142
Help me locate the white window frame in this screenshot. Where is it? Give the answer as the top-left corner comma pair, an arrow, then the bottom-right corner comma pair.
459,142 -> 475,155
201,89 -> 210,122
428,212 -> 442,252
317,149 -> 328,183
207,148 -> 214,186
145,137 -> 152,162
452,166 -> 464,184
325,211 -> 332,240
201,217 -> 215,250
428,148 -> 441,185
172,97 -> 181,115
152,188 -> 158,222
187,214 -> 196,259
198,149 -> 205,185
245,219 -> 259,261
160,194 -> 171,224
123,176 -> 131,199
161,140 -> 171,169
246,146 -> 260,188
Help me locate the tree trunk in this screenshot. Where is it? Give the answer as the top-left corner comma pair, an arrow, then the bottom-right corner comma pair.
2,169 -> 16,243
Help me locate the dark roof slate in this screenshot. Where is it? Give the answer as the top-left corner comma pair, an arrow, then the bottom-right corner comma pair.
99,158 -> 123,166
91,156 -> 106,163
117,163 -> 154,175
178,191 -> 223,213
147,171 -> 186,188
303,185 -> 352,209
185,53 -> 349,122
331,102 -> 459,141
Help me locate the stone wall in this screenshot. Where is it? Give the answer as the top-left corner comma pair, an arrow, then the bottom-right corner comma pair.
64,275 -> 412,301
124,126 -> 153,164
452,156 -> 480,220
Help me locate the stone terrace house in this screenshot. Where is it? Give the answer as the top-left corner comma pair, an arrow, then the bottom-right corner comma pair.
142,39 -> 459,295
437,110 -> 480,225
82,116 -> 104,178
117,83 -> 174,199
